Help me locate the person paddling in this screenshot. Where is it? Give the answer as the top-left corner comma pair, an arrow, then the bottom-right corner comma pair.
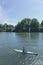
23,47 -> 25,53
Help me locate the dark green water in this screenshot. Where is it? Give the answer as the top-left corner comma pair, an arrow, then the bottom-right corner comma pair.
0,32 -> 43,65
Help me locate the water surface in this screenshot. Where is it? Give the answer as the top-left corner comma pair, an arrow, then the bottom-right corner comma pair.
0,32 -> 43,65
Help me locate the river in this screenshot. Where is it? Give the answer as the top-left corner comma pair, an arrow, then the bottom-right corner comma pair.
0,32 -> 43,65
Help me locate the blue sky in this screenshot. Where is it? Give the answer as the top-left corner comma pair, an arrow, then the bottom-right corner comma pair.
0,0 -> 43,25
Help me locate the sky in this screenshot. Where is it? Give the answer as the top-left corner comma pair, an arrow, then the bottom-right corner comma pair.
0,0 -> 43,26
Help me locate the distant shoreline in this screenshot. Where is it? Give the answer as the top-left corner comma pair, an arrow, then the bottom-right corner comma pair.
0,18 -> 43,32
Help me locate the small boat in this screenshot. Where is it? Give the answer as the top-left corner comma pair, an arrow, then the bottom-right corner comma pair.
14,48 -> 38,55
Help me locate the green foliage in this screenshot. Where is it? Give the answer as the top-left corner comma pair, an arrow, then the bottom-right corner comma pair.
15,18 -> 31,32
41,20 -> 43,27
30,18 -> 39,29
0,18 -> 43,32
15,18 -> 40,32
0,23 -> 14,32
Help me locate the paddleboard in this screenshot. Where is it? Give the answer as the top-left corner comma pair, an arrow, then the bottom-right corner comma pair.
14,49 -> 38,55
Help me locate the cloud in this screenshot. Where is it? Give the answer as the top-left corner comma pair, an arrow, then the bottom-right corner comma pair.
2,0 -> 6,5
0,6 -> 4,20
0,0 -> 17,25
0,0 -> 43,25
0,5 -> 7,22
0,5 -> 18,26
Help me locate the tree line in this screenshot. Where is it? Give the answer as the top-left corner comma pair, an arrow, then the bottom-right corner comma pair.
0,23 -> 15,32
0,18 -> 43,32
15,18 -> 43,32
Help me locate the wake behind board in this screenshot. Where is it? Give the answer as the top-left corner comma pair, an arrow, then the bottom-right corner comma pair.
14,49 -> 38,55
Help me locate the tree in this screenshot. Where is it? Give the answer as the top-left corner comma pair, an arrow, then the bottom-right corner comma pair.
15,18 -> 31,32
41,20 -> 43,27
3,23 -> 15,32
30,18 -> 39,28
40,20 -> 43,32
30,18 -> 39,32
0,24 -> 3,28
